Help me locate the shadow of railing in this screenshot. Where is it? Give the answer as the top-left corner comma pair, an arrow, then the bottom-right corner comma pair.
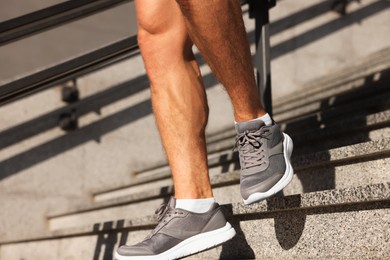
271,0 -> 388,60
92,220 -> 129,260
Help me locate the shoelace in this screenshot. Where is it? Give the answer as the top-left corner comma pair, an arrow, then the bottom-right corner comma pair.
155,203 -> 170,222
235,128 -> 270,169
146,202 -> 184,239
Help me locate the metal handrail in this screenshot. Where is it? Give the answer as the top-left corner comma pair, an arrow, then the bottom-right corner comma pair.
0,36 -> 138,106
0,0 -> 131,46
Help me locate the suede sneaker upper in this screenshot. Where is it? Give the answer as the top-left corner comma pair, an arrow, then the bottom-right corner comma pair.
235,119 -> 294,204
115,198 -> 236,260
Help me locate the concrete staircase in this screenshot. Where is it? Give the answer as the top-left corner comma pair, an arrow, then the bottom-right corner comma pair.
1,48 -> 390,259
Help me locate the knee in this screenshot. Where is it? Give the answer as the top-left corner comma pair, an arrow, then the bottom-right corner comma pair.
137,25 -> 193,66
137,23 -> 184,55
137,16 -> 163,49
136,10 -> 170,54
136,1 -> 191,57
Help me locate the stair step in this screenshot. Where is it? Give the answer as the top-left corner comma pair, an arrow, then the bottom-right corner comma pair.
2,183 -> 389,260
206,85 -> 390,156
273,46 -> 390,114
289,110 -> 390,151
46,138 -> 390,231
47,157 -> 390,231
275,82 -> 390,123
207,109 -> 390,157
207,135 -> 390,175
91,107 -> 390,203
94,137 -> 390,204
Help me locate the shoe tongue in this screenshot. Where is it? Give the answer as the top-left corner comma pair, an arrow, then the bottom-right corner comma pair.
169,197 -> 176,208
235,119 -> 265,134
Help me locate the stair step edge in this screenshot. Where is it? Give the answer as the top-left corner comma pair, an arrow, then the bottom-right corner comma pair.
207,137 -> 390,169
274,87 -> 390,123
207,109 -> 390,156
5,182 -> 389,245
48,138 -> 390,220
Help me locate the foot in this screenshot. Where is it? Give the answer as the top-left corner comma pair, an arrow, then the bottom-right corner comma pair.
115,198 -> 236,260
235,119 -> 294,205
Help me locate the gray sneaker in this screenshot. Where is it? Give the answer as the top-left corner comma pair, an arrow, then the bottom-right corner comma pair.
115,198 -> 236,260
235,119 -> 294,205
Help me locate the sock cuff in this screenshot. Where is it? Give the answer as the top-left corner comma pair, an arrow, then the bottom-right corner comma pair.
234,113 -> 272,126
175,198 -> 216,213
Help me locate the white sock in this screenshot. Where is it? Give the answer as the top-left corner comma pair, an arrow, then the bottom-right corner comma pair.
254,113 -> 272,126
235,113 -> 273,126
175,198 -> 216,213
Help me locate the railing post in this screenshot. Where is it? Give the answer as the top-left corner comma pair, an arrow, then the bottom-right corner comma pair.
249,0 -> 275,116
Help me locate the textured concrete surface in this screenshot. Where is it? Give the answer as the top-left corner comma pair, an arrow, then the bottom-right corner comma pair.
207,137 -> 390,172
47,156 -> 390,233
4,182 -> 389,243
87,96 -> 390,195
49,197 -> 166,231
286,156 -> 390,195
229,182 -> 390,216
207,111 -> 390,158
274,46 -> 390,113
44,132 -> 390,232
268,0 -> 390,99
275,88 -> 390,123
195,208 -> 390,260
1,184 -> 389,259
3,207 -> 389,260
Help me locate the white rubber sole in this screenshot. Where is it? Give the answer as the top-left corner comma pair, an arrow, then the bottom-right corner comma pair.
114,222 -> 236,260
243,133 -> 294,205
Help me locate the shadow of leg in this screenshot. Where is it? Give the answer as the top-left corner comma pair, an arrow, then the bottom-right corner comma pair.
267,195 -> 306,250
220,205 -> 255,259
274,211 -> 306,250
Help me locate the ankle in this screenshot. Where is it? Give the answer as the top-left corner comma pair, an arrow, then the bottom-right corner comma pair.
234,110 -> 267,123
235,113 -> 272,126
174,189 -> 213,200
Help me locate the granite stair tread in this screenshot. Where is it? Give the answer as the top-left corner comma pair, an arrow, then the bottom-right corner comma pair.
274,83 -> 390,123
4,182 -> 389,245
91,107 -> 390,199
47,137 -> 390,220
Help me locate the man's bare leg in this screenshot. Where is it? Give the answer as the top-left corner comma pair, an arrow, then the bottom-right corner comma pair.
115,2 -> 237,258
175,0 -> 294,206
176,0 -> 266,122
135,0 -> 212,199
